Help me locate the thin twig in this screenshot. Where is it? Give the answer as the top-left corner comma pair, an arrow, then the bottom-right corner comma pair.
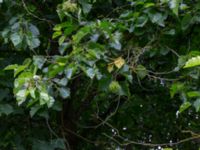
21,0 -> 54,25
147,74 -> 180,82
95,96 -> 121,128
106,4 -> 130,18
147,69 -> 176,75
46,118 -> 60,139
166,46 -> 180,57
136,75 -> 153,91
104,133 -> 200,147
63,128 -> 96,144
79,96 -> 121,129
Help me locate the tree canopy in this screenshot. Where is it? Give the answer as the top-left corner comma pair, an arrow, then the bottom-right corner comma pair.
0,0 -> 200,149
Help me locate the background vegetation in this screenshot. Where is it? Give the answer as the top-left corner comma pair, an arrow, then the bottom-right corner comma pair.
0,0 -> 199,149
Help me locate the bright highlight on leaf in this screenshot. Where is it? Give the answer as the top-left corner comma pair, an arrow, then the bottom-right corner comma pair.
170,0 -> 180,16
109,81 -> 121,94
107,64 -> 114,73
179,101 -> 191,113
183,56 -> 200,68
114,57 -> 125,69
163,148 -> 173,150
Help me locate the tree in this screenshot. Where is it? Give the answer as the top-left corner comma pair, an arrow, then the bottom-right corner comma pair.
0,0 -> 199,149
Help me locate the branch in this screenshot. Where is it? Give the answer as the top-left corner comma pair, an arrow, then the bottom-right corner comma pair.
165,46 -> 180,57
147,74 -> 181,82
63,127 -> 96,145
104,133 -> 200,148
21,0 -> 54,26
79,96 -> 121,129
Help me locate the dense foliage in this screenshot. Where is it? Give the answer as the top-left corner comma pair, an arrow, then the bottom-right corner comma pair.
0,0 -> 200,149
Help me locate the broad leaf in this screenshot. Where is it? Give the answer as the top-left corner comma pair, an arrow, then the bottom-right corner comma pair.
59,87 -> 70,99
170,0 -> 180,16
179,101 -> 191,113
184,56 -> 200,68
0,104 -> 14,115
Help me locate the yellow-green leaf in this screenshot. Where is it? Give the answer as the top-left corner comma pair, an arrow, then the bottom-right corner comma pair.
52,31 -> 62,39
184,56 -> 200,68
107,64 -> 114,73
114,57 -> 125,69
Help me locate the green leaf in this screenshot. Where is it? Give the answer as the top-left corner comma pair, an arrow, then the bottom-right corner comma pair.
0,104 -> 14,115
187,91 -> 200,98
40,92 -> 55,108
4,64 -> 18,70
109,81 -> 121,94
10,33 -> 22,46
53,78 -> 68,86
27,37 -> 40,49
30,105 -> 41,117
193,99 -> 200,112
59,87 -> 70,99
53,24 -> 62,31
33,56 -> 46,69
64,26 -> 74,36
79,0 -> 92,14
62,1 -> 77,13
163,148 -> 173,150
98,76 -> 112,91
16,89 -> 28,105
65,68 -> 74,79
0,89 -> 9,101
73,26 -> 90,44
52,101 -> 62,111
40,92 -> 49,104
136,15 -> 148,27
29,24 -> 40,36
52,31 -> 62,39
136,65 -> 148,79
119,81 -> 130,96
181,14 -> 192,30
110,32 -> 122,50
144,3 -> 155,8
174,56 -> 188,71
58,35 -> 65,45
160,0 -> 170,3
48,65 -> 65,78
29,87 -> 36,99
179,101 -> 191,113
184,56 -> 200,68
170,83 -> 184,98
148,12 -> 166,27
86,68 -> 95,79
14,65 -> 27,77
164,29 -> 175,35
14,72 -> 32,91
59,42 -> 71,55
170,0 -> 180,16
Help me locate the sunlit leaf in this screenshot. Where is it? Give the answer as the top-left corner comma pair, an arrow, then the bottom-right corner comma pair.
107,64 -> 114,73
170,0 -> 180,16
114,57 -> 125,69
184,56 -> 200,68
193,99 -> 200,112
179,102 -> 191,113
